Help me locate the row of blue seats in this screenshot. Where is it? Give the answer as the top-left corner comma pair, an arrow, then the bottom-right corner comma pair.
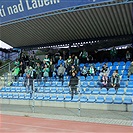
0,93 -> 132,104
1,87 -> 133,95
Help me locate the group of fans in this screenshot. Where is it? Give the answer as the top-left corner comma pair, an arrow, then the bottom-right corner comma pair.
11,48 -> 133,99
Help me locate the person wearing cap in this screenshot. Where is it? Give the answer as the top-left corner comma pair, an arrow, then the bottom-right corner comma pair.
128,61 -> 133,77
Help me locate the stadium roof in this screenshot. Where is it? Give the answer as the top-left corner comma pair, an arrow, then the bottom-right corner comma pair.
0,0 -> 132,49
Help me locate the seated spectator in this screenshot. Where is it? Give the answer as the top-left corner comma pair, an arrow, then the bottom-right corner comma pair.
42,64 -> 49,82
57,64 -> 65,82
110,70 -> 120,90
88,65 -> 95,76
80,65 -> 88,78
57,56 -> 64,67
99,63 -> 109,76
126,50 -> 131,61
128,61 -> 133,77
73,56 -> 79,71
97,73 -> 110,89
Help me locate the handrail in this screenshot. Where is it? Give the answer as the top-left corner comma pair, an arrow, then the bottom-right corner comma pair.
0,60 -> 14,70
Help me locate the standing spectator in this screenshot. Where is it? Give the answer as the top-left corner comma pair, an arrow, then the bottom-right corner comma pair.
35,63 -> 42,82
73,56 -> 79,67
69,72 -> 79,100
80,65 -> 88,78
57,64 -> 65,82
110,70 -> 120,90
69,65 -> 77,76
14,59 -> 20,67
126,51 -> 131,61
43,55 -> 50,66
66,55 -> 73,75
12,66 -> 20,81
110,46 -> 117,62
42,64 -> 49,82
99,63 -> 109,76
87,54 -> 93,63
49,61 -> 55,78
34,56 -> 41,65
128,61 -> 133,77
79,48 -> 88,63
57,56 -> 64,67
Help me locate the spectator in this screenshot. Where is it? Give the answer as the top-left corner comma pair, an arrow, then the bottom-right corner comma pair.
69,72 -> 79,100
57,64 -> 65,82
110,46 -> 117,62
126,50 -> 131,61
80,65 -> 88,78
87,54 -> 93,63
97,73 -> 110,89
12,66 -> 20,81
99,63 -> 109,76
69,65 -> 77,76
110,70 -> 120,90
79,48 -> 88,63
34,56 -> 41,65
73,56 -> 79,67
88,65 -> 95,76
14,59 -> 20,66
42,64 -> 49,82
49,61 -> 55,78
66,55 -> 73,75
57,56 -> 64,67
35,63 -> 42,82
43,55 -> 50,66
128,61 -> 133,77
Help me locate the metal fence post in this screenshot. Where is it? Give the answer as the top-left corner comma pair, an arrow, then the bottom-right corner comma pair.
78,80 -> 81,117
32,79 -> 35,113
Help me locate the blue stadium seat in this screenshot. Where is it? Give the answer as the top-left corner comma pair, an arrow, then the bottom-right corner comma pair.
125,88 -> 133,95
10,87 -> 16,92
0,93 -> 2,98
50,88 -> 57,93
44,88 -> 50,93
18,77 -> 24,82
113,62 -> 118,66
19,94 -> 25,100
116,88 -> 125,95
120,81 -> 126,88
79,63 -> 84,68
119,61 -> 125,66
63,81 -> 69,87
57,82 -> 62,87
12,82 -> 18,86
104,96 -> 113,104
89,81 -> 95,87
111,66 -> 117,70
86,76 -> 92,81
100,88 -> 107,95
87,96 -> 96,103
43,94 -> 50,101
2,93 -> 8,99
21,87 -> 26,92
127,81 -> 133,88
71,95 -> 79,102
57,95 -> 64,102
84,88 -> 91,94
36,94 -> 44,100
108,88 -> 116,95
45,82 -> 51,87
92,88 -> 100,94
25,94 -> 31,100
125,65 -> 130,70
93,76 -> 99,81
121,75 -> 128,81
79,76 -> 85,81
80,95 -> 87,102
34,82 -> 38,87
64,95 -> 71,102
123,97 -> 132,104
107,62 -> 112,67
129,75 -> 133,81
57,87 -> 64,94
18,82 -> 23,87
125,61 -> 131,66
16,88 -> 21,92
96,96 -> 104,103
49,95 -> 57,101
51,81 -> 57,87
40,81 -> 45,87
63,87 -> 70,94
0,87 -> 6,92
113,96 -> 123,104
13,93 -> 19,99
81,81 -> 88,87
5,87 -> 10,92
95,62 -> 100,67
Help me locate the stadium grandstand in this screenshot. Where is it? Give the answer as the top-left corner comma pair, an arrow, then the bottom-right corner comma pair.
0,0 -> 133,132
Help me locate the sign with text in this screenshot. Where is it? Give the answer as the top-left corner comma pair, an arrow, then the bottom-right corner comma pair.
0,0 -> 113,24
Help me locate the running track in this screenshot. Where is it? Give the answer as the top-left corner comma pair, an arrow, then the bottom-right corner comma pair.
0,114 -> 133,133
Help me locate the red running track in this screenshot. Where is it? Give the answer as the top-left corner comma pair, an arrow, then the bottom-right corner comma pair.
0,114 -> 133,133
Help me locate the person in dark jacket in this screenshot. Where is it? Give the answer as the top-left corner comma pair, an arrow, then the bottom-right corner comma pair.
69,72 -> 79,99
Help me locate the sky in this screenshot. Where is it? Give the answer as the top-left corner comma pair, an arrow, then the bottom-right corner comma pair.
0,40 -> 13,49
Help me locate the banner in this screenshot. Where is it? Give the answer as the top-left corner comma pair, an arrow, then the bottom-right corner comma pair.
0,0 -> 113,24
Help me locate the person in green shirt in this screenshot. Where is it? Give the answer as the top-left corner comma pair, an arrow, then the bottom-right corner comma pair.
42,64 -> 49,82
